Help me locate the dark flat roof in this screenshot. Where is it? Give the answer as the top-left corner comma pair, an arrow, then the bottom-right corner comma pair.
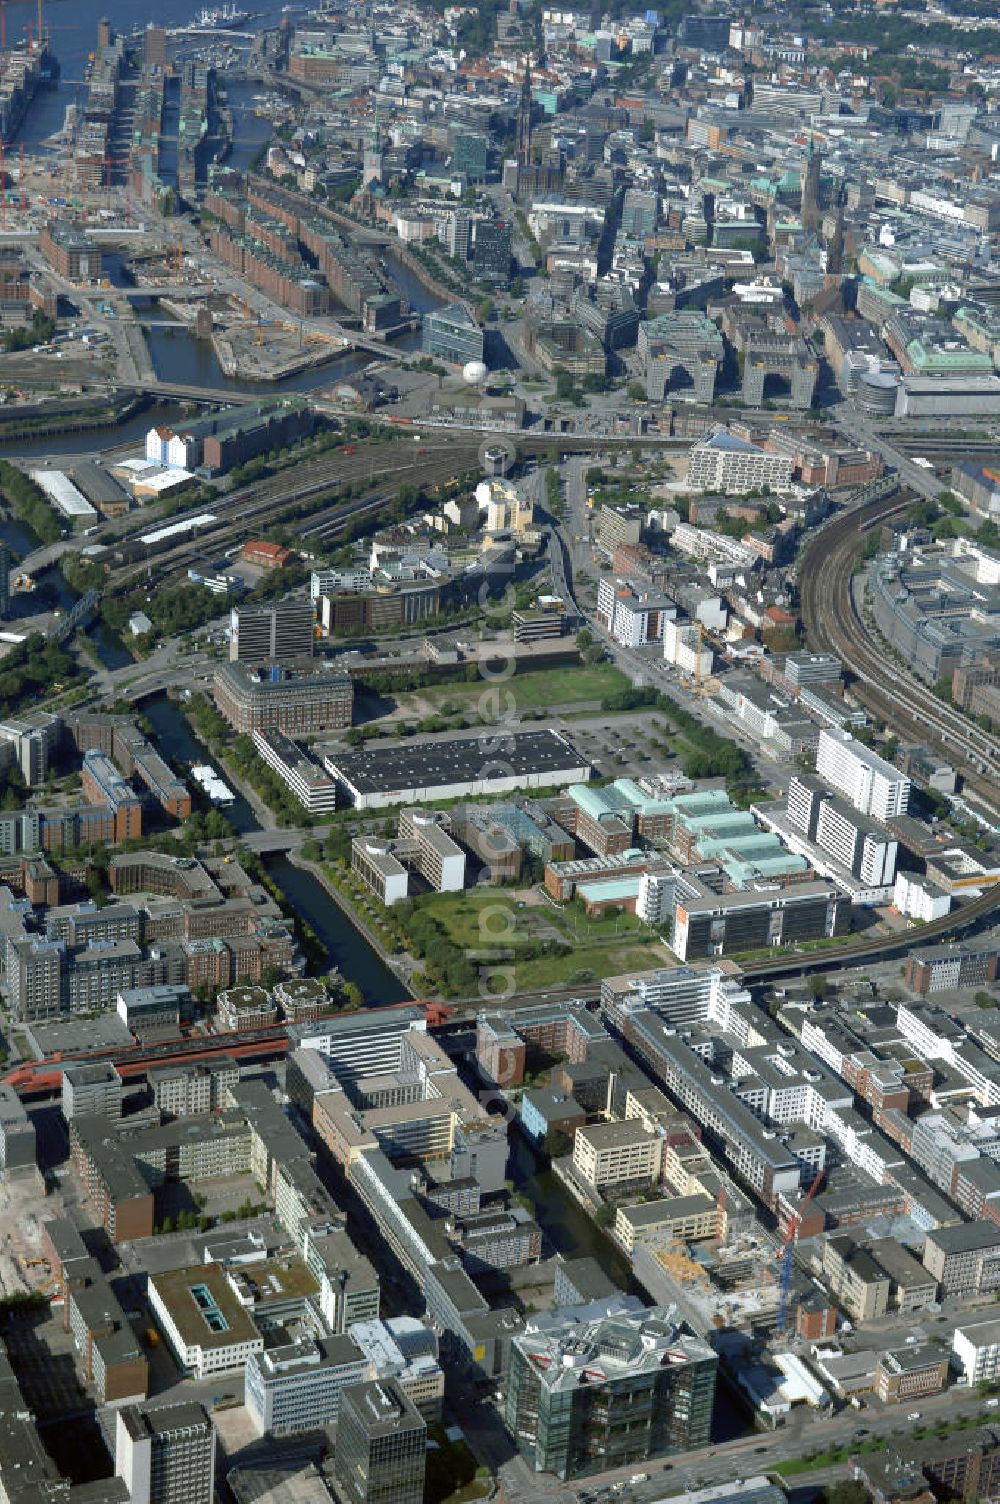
326,729 -> 587,795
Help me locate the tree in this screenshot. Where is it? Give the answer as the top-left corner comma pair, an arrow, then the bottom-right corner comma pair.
808,975 -> 829,1001
554,370 -> 576,401
341,981 -> 364,1010
823,1484 -> 868,1504
627,381 -> 646,402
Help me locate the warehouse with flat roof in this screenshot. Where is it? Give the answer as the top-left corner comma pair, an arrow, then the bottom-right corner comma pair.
323,730 -> 590,810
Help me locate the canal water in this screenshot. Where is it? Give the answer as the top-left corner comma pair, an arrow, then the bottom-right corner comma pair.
265,853 -> 410,1006
145,322 -> 377,395
135,692 -> 408,1004
139,689 -> 261,835
0,402 -> 194,460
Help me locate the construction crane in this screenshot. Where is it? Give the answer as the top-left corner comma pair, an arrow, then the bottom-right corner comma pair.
775,1167 -> 824,1337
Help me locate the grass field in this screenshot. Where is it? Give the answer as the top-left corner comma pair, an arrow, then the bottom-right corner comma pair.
417,889 -> 672,990
512,939 -> 670,989
390,662 -> 632,718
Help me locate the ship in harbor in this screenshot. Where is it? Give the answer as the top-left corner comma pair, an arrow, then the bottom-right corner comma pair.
0,40 -> 59,144
193,4 -> 251,26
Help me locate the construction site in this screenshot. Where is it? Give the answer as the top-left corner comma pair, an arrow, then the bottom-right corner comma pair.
0,1163 -> 67,1303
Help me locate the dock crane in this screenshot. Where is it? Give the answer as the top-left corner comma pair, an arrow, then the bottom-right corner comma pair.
775,1167 -> 824,1336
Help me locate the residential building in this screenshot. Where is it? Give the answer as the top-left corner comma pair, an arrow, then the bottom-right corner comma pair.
816,729 -> 911,820
686,429 -> 794,493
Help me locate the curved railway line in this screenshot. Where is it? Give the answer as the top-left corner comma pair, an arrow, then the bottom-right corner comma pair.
799,494 -> 1000,819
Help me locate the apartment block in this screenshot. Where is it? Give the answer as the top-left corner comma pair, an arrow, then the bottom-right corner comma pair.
923,1221 -> 1000,1297
816,728 -> 911,820
571,1120 -> 663,1190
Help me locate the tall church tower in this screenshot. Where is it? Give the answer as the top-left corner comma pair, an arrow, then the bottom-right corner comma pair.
517,60 -> 533,166
800,135 -> 821,234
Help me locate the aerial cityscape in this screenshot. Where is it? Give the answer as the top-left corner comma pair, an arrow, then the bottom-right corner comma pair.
0,3 -> 997,1504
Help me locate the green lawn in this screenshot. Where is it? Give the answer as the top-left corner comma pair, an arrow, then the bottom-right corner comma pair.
513,939 -> 669,989
415,889 -> 671,991
392,662 -> 632,718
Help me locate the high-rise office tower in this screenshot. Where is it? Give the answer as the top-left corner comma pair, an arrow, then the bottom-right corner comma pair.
333,1380 -> 426,1504
229,602 -> 316,664
143,24 -> 167,68
115,1403 -> 216,1504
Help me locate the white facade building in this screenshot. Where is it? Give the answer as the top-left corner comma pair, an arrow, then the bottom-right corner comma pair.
663,617 -> 714,677
815,729 -> 911,820
893,871 -> 952,922
953,1319 -> 1000,1386
686,428 -> 794,493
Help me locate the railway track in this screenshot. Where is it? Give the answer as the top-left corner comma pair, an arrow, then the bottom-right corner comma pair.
799,495 -> 1000,816
107,436 -> 481,586
741,880 -> 1000,981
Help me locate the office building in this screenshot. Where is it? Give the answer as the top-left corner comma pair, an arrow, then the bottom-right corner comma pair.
245,1335 -> 370,1437
506,1301 -> 716,1480
0,1083 -> 35,1171
62,1062 -> 123,1122
815,797 -> 897,886
213,661 -> 353,734
150,1059 -> 239,1118
673,880 -> 847,962
815,728 -> 911,820
821,1235 -> 891,1321
472,220 -> 512,285
333,1379 -> 426,1504
353,808 -> 467,905
143,23 -> 167,67
229,603 -> 315,665
115,1403 -> 216,1504
922,1221 -> 1000,1297
252,730 -> 339,814
422,303 -> 485,366
640,311 -> 723,403
571,1120 -> 663,1190
953,1319 -> 1000,1387
904,945 -> 999,995
147,1264 -> 264,1378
